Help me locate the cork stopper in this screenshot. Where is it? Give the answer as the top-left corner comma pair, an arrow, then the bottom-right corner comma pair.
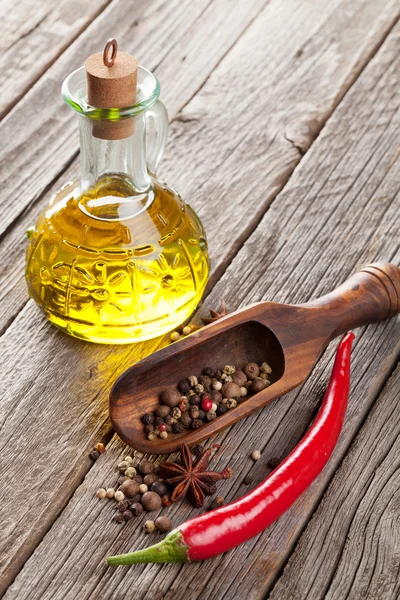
85,39 -> 138,139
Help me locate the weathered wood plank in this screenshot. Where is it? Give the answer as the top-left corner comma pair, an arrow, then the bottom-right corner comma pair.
269,363 -> 400,600
1,0 -> 399,332
0,0 -> 111,117
4,9 -> 400,600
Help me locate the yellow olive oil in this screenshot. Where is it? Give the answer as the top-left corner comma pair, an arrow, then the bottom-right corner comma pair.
26,176 -> 209,343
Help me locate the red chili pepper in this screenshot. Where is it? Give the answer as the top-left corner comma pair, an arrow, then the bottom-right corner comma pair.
107,332 -> 354,566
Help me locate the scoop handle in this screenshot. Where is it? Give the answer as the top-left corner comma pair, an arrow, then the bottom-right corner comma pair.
303,262 -> 400,337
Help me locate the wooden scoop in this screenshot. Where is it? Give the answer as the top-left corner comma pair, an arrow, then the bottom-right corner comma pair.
110,262 -> 400,454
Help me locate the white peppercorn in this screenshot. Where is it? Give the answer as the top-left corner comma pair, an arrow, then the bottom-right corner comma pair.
144,520 -> 156,533
125,466 -> 137,478
251,450 -> 261,461
96,488 -> 107,499
106,488 -> 115,499
139,484 -> 148,494
212,381 -> 222,391
114,490 -> 125,502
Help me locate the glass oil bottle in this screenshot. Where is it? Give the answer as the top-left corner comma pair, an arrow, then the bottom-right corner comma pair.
26,40 -> 209,343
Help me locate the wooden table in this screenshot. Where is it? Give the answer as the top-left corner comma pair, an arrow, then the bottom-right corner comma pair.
1,1 -> 400,598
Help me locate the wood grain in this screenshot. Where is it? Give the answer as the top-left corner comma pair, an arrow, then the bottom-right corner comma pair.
0,0 -> 111,117
269,363 -> 400,600
2,0 -> 400,331
3,9 -> 400,600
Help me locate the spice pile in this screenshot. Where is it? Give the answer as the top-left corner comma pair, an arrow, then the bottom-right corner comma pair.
142,361 -> 273,441
96,444 -> 231,526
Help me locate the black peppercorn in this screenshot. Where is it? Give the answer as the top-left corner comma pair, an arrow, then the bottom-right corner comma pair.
189,394 -> 201,406
203,367 -> 215,378
131,493 -> 142,503
117,499 -> 130,512
151,481 -> 168,496
172,421 -> 184,434
198,409 -> 206,420
144,423 -> 155,433
114,513 -> 124,524
123,510 -> 134,521
143,473 -> 158,487
178,379 -> 191,394
179,412 -> 192,428
154,416 -> 165,427
198,375 -> 211,391
165,414 -> 175,425
217,404 -> 228,415
191,418 -> 203,429
89,450 -> 100,461
142,413 -> 155,425
130,502 -> 144,516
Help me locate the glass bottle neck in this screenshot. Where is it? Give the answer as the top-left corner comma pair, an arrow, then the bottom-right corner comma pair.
78,112 -> 151,195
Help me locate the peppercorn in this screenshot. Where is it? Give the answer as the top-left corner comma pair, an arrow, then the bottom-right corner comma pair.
139,484 -> 148,494
226,398 -> 237,409
142,491 -> 162,511
118,461 -> 128,472
117,499 -> 130,512
172,422 -> 184,434
178,379 -> 191,394
203,367 -> 215,378
199,375 -> 211,391
106,488 -> 115,499
223,365 -> 235,375
191,418 -> 203,429
122,510 -> 134,521
158,422 -> 168,432
180,412 -> 192,428
221,467 -> 233,479
244,362 -> 260,380
261,362 -> 272,374
156,405 -> 171,418
217,404 -> 228,415
155,516 -> 172,532
164,415 -> 176,425
119,479 -> 140,498
187,375 -> 198,387
198,409 -> 206,420
114,491 -> 125,502
251,450 -> 261,461
142,413 -> 155,425
240,387 -> 248,397
96,488 -> 107,499
194,384 -> 205,394
151,481 -> 168,496
154,416 -> 165,427
147,431 -> 157,441
212,380 -> 222,391
160,388 -> 181,408
170,331 -> 181,342
95,443 -> 106,454
192,444 -> 204,458
143,473 -> 157,487
210,390 -> 222,404
182,325 -> 192,336
124,455 -> 133,463
179,398 -> 189,413
144,423 -> 155,433
114,513 -> 124,524
89,450 -> 100,461
211,402 -> 218,412
131,493 -> 142,503
160,431 -> 168,439
125,466 -> 137,478
130,502 -> 144,516
221,382 -> 241,399
171,407 -> 182,419
243,474 -> 253,485
189,394 -> 201,406
134,475 -> 143,484
206,410 -> 217,421
231,370 -> 247,387
117,476 -> 128,486
201,397 -> 213,411
144,520 -> 156,533
251,378 -> 267,393
139,460 -> 155,475
189,406 -> 200,419
210,496 -> 225,509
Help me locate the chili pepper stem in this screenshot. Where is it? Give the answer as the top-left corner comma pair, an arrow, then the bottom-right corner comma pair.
107,529 -> 189,566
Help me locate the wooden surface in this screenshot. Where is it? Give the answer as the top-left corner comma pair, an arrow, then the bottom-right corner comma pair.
1,0 -> 399,598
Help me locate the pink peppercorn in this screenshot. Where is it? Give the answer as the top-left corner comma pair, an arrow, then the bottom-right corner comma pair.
201,397 -> 213,411
158,422 -> 168,432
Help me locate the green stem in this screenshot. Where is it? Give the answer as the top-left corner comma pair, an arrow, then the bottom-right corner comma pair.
107,529 -> 189,566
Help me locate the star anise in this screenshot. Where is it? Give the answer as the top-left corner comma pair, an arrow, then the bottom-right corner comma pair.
158,445 -> 223,507
201,299 -> 228,325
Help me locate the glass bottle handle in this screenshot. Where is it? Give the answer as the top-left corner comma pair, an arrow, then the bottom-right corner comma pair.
145,100 -> 169,176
